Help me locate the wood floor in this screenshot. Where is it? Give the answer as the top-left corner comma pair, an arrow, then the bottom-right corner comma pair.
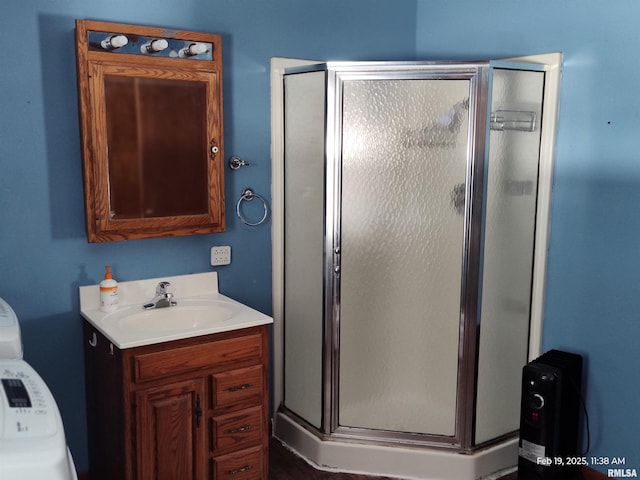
268,437 -> 516,480
269,437 -> 397,479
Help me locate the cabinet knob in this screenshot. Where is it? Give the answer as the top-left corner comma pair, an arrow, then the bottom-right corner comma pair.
210,139 -> 220,157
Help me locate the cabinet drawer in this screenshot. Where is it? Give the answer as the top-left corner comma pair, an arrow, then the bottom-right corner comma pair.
213,445 -> 263,480
213,365 -> 263,410
133,333 -> 263,382
213,406 -> 263,454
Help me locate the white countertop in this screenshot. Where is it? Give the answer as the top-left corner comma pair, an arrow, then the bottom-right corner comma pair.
80,272 -> 272,349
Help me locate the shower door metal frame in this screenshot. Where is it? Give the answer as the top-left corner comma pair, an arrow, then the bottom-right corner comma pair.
320,61 -> 491,450
280,59 -> 552,452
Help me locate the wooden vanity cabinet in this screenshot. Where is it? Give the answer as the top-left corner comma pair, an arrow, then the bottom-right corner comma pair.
83,323 -> 269,480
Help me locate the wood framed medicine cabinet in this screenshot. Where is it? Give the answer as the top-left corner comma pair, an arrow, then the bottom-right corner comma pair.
75,20 -> 225,242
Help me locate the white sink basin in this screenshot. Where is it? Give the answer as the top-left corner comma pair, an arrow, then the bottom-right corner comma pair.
105,300 -> 238,333
79,272 -> 273,349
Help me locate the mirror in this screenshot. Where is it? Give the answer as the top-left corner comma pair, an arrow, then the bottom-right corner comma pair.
103,72 -> 209,218
75,20 -> 225,242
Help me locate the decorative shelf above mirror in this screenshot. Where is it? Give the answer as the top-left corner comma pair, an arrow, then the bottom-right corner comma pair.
75,20 -> 225,242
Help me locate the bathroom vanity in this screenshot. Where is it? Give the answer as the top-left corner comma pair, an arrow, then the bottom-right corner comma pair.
80,273 -> 272,480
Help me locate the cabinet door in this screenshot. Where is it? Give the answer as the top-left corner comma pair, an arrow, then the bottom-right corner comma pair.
136,378 -> 206,480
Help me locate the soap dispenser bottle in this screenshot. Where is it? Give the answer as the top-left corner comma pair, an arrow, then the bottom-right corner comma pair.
99,265 -> 119,312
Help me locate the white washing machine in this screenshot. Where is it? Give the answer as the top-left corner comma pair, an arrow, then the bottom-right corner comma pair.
0,297 -> 78,480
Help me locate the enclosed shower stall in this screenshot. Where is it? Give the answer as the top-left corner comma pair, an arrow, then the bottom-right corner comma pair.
272,56 -> 561,479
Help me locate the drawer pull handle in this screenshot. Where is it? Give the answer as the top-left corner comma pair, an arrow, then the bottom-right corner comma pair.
228,464 -> 253,475
228,383 -> 252,392
228,424 -> 252,434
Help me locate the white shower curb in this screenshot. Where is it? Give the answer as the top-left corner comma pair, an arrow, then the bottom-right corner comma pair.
274,412 -> 519,480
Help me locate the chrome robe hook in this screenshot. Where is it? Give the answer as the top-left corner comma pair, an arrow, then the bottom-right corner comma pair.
229,156 -> 250,170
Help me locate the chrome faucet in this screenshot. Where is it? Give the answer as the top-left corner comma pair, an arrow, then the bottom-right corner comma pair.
143,281 -> 178,310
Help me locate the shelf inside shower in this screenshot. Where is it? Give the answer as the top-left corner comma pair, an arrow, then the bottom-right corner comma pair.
490,109 -> 536,132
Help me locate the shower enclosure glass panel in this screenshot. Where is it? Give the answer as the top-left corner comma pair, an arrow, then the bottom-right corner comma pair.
283,71 -> 326,428
474,68 -> 545,444
338,79 -> 470,436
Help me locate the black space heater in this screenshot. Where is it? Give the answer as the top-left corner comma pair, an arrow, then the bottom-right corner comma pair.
518,349 -> 583,480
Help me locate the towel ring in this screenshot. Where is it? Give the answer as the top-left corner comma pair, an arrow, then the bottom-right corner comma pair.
236,188 -> 268,226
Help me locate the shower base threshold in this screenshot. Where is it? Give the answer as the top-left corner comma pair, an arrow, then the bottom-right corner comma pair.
274,412 -> 518,480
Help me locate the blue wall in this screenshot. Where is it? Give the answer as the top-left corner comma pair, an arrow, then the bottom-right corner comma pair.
0,0 -> 416,471
416,0 -> 640,473
2,0 -> 638,475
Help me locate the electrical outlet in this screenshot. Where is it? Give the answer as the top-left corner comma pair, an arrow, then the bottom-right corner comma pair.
210,246 -> 231,266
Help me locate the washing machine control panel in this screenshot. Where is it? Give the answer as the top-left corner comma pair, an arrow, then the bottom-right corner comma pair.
0,360 -> 58,439
2,378 -> 32,408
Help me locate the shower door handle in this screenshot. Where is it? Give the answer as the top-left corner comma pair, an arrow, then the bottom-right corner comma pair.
333,247 -> 341,274
451,183 -> 465,215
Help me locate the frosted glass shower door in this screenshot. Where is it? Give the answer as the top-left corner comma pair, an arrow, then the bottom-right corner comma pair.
337,78 -> 470,436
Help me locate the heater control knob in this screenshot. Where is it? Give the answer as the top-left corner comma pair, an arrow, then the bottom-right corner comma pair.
528,392 -> 545,410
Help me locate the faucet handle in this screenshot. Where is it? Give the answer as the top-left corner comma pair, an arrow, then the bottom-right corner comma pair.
156,281 -> 171,295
